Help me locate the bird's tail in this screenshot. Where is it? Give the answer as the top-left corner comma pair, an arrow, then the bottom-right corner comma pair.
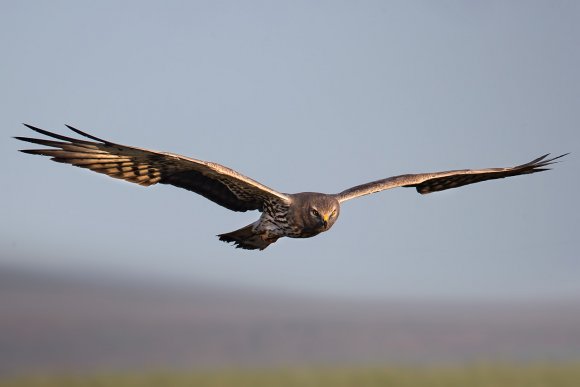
218,223 -> 275,250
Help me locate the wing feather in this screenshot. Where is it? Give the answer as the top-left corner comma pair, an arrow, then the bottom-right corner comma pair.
16,124 -> 290,212
334,154 -> 567,203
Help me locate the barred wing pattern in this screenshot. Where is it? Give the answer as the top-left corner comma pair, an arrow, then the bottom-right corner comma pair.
334,154 -> 567,203
16,124 -> 290,212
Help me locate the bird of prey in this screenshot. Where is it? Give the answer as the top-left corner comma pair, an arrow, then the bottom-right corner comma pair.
16,124 -> 566,250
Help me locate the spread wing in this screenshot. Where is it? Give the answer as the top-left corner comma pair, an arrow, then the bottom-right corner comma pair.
16,124 -> 290,212
334,154 -> 567,203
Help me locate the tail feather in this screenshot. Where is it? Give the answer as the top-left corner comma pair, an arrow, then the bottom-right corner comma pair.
218,223 -> 275,250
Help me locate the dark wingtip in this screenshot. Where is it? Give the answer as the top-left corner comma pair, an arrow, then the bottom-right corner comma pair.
549,152 -> 570,162
22,123 -> 45,133
519,153 -> 569,170
535,153 -> 569,168
21,123 -> 94,143
19,149 -> 42,155
65,124 -> 109,143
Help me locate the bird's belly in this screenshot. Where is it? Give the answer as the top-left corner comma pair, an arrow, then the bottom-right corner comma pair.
287,227 -> 324,239
256,214 -> 326,239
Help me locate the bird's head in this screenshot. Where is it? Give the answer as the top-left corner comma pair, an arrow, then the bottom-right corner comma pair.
294,193 -> 340,233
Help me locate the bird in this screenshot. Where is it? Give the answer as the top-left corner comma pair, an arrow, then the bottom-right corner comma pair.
16,124 -> 566,250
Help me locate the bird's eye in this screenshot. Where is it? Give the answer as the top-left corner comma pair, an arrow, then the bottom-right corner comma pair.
330,210 -> 336,217
311,208 -> 320,217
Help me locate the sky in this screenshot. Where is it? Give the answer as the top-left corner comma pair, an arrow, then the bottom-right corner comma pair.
1,1 -> 578,301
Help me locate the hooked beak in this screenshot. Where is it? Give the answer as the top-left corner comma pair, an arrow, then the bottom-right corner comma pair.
322,214 -> 330,228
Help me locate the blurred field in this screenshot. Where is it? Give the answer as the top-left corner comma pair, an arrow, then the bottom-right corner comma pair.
1,364 -> 580,387
3,268 -> 580,386
3,268 -> 580,374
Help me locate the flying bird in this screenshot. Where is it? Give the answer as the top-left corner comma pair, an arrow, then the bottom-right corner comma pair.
16,124 -> 566,250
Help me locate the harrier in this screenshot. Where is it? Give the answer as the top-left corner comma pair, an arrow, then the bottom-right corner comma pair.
16,124 -> 566,250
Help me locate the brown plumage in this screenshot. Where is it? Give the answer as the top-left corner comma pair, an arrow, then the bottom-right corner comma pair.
16,124 -> 567,250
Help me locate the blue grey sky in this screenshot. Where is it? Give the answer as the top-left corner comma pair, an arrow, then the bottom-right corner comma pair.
1,1 -> 578,300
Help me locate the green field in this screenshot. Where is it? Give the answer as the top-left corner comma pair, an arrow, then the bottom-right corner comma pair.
2,363 -> 580,387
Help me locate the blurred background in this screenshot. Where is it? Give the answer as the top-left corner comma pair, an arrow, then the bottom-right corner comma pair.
1,0 -> 579,384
